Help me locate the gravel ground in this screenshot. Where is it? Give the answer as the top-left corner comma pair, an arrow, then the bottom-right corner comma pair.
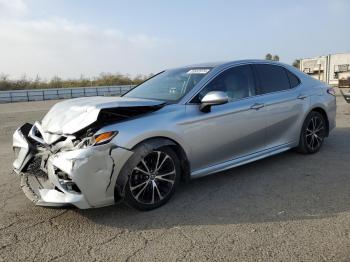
0,96 -> 349,262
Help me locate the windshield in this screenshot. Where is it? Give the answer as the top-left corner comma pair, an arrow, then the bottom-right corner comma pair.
124,67 -> 212,102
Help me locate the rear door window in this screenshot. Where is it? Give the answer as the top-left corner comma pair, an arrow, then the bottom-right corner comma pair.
254,64 -> 291,95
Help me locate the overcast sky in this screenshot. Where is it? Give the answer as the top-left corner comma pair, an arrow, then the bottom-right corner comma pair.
0,0 -> 349,80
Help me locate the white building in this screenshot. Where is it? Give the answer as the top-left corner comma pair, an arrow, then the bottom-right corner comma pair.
299,53 -> 350,86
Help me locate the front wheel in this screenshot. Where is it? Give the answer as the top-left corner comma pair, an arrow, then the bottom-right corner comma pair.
296,111 -> 327,154
123,146 -> 180,211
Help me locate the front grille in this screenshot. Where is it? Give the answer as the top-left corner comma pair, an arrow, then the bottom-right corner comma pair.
26,157 -> 48,179
21,156 -> 53,202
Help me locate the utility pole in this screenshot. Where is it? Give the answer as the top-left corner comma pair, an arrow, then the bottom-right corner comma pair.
317,59 -> 322,81
319,64 -> 321,80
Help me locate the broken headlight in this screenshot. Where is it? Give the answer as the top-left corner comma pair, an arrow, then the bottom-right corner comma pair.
89,131 -> 118,146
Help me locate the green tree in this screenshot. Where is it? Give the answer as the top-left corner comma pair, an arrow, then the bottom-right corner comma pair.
272,55 -> 280,61
292,59 -> 300,69
265,53 -> 273,60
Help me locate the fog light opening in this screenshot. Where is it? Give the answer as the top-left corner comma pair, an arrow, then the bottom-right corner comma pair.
54,166 -> 81,194
54,167 -> 71,180
59,180 -> 81,194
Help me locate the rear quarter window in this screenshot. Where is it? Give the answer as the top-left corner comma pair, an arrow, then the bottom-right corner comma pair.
285,69 -> 301,88
254,64 -> 290,94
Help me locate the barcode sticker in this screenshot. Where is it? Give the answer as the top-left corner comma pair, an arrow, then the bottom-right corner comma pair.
186,69 -> 210,74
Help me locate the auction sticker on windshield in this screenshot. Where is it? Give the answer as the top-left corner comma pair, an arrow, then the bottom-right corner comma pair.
186,69 -> 210,74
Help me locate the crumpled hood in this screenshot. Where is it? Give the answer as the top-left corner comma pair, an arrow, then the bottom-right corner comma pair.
41,96 -> 164,135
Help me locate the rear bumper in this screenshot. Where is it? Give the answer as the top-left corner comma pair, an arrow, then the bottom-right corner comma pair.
13,124 -> 133,209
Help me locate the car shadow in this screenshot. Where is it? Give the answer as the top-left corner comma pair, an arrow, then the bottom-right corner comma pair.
76,127 -> 350,230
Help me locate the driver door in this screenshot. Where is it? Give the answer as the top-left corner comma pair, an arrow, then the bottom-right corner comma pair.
181,65 -> 267,173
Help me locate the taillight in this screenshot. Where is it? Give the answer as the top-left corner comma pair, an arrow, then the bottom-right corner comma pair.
326,87 -> 336,96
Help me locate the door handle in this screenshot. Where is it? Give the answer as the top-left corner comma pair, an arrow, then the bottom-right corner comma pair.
297,94 -> 307,100
250,103 -> 265,110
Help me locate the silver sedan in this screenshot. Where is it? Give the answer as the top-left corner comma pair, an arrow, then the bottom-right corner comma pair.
12,60 -> 336,210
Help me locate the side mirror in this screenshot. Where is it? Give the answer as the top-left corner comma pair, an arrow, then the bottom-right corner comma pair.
200,91 -> 229,112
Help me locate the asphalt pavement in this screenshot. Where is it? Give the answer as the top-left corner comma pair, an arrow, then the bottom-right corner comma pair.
0,96 -> 349,261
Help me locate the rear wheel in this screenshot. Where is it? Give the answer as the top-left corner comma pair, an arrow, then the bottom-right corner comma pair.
296,111 -> 326,154
123,146 -> 180,211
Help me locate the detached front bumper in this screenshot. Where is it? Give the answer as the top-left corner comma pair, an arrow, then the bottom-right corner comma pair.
13,124 -> 133,209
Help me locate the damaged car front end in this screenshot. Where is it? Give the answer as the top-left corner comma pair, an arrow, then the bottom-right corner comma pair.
12,96 -> 164,208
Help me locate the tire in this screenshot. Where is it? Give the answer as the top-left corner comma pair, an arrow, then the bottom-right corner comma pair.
121,144 -> 181,211
296,111 -> 327,154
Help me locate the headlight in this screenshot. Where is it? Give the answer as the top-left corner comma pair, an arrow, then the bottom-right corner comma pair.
90,131 -> 118,146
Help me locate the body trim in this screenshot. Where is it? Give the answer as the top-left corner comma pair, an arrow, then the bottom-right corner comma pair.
191,142 -> 296,179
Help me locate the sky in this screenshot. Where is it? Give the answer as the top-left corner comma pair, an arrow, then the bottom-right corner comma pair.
0,0 -> 349,80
